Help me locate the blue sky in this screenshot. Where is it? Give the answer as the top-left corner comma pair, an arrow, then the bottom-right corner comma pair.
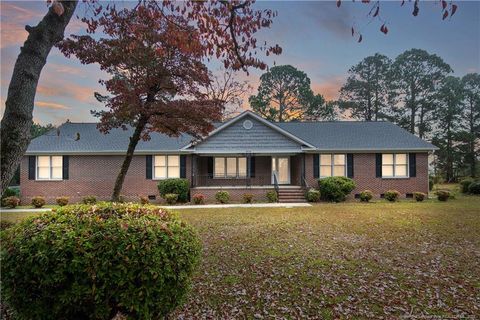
1,0 -> 479,125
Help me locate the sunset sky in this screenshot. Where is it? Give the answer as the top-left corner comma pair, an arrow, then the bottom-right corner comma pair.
1,0 -> 479,125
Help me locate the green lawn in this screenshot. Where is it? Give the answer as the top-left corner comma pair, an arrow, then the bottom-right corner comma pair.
1,194 -> 479,318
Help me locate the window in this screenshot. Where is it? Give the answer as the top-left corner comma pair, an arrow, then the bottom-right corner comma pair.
319,154 -> 346,177
214,157 -> 247,178
154,155 -> 180,179
382,153 -> 408,178
37,156 -> 62,180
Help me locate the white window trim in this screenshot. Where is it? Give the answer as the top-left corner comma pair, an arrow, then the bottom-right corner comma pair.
213,157 -> 247,179
153,155 -> 180,180
319,154 -> 346,178
381,153 -> 409,179
36,155 -> 63,181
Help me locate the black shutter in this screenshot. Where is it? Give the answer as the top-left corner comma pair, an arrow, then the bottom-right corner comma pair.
347,153 -> 354,178
28,156 -> 36,180
375,153 -> 382,178
207,157 -> 213,178
409,153 -> 416,177
62,155 -> 69,180
313,154 -> 319,179
146,155 -> 152,179
180,155 -> 187,178
249,156 -> 256,178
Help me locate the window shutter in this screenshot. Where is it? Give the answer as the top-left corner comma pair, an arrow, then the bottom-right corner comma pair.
249,156 -> 256,178
409,153 -> 416,177
347,153 -> 354,178
146,155 -> 152,179
28,156 -> 36,180
207,157 -> 213,178
313,154 -> 319,179
180,155 -> 187,178
62,155 -> 69,180
375,153 -> 382,178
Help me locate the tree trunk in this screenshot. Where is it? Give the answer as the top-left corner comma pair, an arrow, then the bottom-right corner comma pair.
111,118 -> 147,201
469,97 -> 476,178
0,1 -> 78,195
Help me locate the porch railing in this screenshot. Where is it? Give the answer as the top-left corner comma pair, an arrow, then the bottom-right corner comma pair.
192,174 -> 273,188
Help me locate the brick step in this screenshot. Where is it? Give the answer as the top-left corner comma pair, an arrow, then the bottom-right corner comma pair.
278,195 -> 306,199
278,192 -> 305,195
278,190 -> 305,193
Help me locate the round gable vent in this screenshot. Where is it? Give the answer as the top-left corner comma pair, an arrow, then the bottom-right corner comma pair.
243,119 -> 253,130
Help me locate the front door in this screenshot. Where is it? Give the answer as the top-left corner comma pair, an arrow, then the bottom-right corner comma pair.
272,156 -> 290,184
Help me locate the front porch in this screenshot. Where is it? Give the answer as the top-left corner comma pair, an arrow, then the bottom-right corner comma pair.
190,155 -> 306,188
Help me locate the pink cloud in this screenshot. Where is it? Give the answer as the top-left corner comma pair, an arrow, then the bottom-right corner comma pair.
312,75 -> 345,101
35,101 -> 70,110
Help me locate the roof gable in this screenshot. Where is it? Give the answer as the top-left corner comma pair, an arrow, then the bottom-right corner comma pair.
190,111 -> 314,153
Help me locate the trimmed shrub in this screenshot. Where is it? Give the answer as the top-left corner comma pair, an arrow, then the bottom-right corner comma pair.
82,195 -> 97,205
164,193 -> 179,205
468,181 -> 480,194
56,196 -> 69,207
266,190 -> 278,203
1,188 -> 19,206
31,196 -> 46,208
0,202 -> 201,319
384,190 -> 400,202
305,189 -> 320,202
242,193 -> 254,204
139,195 -> 149,205
318,177 -> 356,202
414,192 -> 426,202
215,191 -> 230,204
192,193 -> 205,205
157,179 -> 189,203
3,196 -> 20,208
359,190 -> 373,202
460,178 -> 475,193
436,190 -> 450,201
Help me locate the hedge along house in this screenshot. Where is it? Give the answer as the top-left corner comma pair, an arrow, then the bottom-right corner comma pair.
21,111 -> 437,203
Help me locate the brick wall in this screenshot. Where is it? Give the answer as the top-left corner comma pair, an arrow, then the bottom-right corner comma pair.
305,152 -> 429,197
20,152 -> 429,204
20,155 -> 192,204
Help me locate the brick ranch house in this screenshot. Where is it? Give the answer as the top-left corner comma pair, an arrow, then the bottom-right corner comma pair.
21,111 -> 437,203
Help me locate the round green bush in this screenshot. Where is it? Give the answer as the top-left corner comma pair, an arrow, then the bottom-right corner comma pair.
215,190 -> 230,204
164,193 -> 179,205
157,178 -> 190,203
82,195 -> 97,204
359,190 -> 373,202
31,196 -> 46,208
0,202 -> 201,319
242,193 -> 254,204
436,190 -> 450,201
3,196 -> 20,208
318,177 -> 356,202
266,190 -> 278,203
56,196 -> 69,206
460,178 -> 475,193
305,189 -> 320,202
1,187 -> 19,206
468,181 -> 480,194
414,192 -> 426,202
384,190 -> 400,202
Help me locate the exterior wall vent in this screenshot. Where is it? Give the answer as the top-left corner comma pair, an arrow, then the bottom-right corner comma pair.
148,195 -> 156,200
243,119 -> 253,130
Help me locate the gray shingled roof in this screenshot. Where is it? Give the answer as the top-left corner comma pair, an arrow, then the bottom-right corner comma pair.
26,117 -> 437,154
276,121 -> 437,151
26,123 -> 193,154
